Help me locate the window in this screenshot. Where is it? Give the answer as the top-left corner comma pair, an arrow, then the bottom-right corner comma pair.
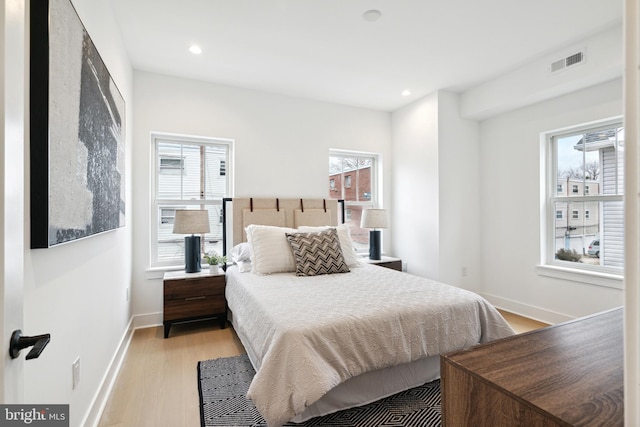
345,175 -> 352,188
557,184 -> 563,194
160,156 -> 184,174
546,120 -> 624,275
151,133 -> 233,267
329,150 -> 379,253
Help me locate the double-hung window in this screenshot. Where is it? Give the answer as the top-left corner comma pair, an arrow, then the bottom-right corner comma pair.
151,133 -> 233,268
329,150 -> 379,253
545,120 -> 624,277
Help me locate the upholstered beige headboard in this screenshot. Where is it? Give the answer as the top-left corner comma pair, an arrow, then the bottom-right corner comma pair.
222,198 -> 343,251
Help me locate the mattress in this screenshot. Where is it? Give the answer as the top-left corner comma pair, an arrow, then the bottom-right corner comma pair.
225,263 -> 515,426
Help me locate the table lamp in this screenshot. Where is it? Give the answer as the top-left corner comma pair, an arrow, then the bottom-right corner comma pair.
360,208 -> 388,260
173,209 -> 210,273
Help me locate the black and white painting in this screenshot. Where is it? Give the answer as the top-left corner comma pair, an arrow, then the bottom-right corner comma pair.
30,0 -> 125,248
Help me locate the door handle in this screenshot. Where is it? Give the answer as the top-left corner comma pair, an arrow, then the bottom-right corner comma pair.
9,330 -> 50,360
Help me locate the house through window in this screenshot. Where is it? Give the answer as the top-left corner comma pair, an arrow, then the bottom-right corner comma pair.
329,150 -> 379,253
546,120 -> 624,274
151,133 -> 233,267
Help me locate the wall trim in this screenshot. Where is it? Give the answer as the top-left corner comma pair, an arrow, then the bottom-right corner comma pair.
82,312 -> 162,426
82,317 -> 134,427
480,292 -> 574,325
133,312 -> 162,329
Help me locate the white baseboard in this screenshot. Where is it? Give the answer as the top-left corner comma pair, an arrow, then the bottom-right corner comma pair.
81,312 -> 162,427
480,292 -> 574,325
133,312 -> 162,329
81,317 -> 134,427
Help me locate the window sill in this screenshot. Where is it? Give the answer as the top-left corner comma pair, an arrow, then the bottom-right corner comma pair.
536,264 -> 623,290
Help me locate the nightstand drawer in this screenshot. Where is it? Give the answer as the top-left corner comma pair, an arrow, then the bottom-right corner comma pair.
164,296 -> 226,321
164,276 -> 225,300
162,271 -> 227,338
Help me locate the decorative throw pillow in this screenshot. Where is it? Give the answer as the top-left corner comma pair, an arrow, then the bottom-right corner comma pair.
298,225 -> 360,267
285,229 -> 350,276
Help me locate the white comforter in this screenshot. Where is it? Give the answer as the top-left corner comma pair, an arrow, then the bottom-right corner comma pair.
225,263 -> 515,426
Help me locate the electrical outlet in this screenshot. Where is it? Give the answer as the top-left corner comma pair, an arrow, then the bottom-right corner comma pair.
461,266 -> 468,277
72,357 -> 80,389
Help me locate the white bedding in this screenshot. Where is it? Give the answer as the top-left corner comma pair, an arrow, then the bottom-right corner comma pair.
225,263 -> 515,426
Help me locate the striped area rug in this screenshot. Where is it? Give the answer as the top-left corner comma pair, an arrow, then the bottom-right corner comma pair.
198,354 -> 441,427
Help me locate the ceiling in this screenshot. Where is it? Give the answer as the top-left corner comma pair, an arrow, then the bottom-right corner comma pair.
109,0 -> 622,112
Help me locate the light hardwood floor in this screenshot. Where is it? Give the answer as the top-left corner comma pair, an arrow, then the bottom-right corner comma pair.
97,311 -> 548,427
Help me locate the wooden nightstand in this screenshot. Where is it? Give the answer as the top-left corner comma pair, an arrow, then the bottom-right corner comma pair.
362,256 -> 402,271
163,270 -> 227,338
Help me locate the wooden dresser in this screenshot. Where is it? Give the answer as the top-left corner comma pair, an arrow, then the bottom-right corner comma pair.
441,307 -> 623,426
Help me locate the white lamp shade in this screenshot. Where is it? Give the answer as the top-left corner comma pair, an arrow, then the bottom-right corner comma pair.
172,209 -> 211,234
360,209 -> 388,229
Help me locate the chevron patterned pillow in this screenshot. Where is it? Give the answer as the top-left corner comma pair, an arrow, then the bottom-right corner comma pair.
285,229 -> 350,276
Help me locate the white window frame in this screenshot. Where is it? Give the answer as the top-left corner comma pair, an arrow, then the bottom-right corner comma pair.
329,149 -> 382,254
538,118 -> 623,289
150,132 -> 234,269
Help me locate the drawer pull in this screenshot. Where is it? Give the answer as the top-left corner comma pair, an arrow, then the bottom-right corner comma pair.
185,296 -> 206,301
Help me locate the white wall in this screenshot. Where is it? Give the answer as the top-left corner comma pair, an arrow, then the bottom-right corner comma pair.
131,71 -> 391,323
478,78 -> 624,322
21,1 -> 134,426
437,92 -> 482,291
391,91 -> 482,291
390,93 -> 440,280
461,25 -> 622,120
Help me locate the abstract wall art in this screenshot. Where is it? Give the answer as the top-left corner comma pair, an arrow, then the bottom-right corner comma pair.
30,0 -> 125,248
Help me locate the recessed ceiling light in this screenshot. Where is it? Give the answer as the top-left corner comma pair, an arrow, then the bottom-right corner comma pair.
189,45 -> 202,55
402,89 -> 411,97
362,9 -> 382,22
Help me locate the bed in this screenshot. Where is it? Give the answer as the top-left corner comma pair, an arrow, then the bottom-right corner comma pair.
222,198 -> 515,426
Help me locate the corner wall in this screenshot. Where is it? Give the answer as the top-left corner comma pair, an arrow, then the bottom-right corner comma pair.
390,91 -> 482,291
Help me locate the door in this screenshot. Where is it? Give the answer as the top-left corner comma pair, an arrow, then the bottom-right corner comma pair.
1,0 -> 26,404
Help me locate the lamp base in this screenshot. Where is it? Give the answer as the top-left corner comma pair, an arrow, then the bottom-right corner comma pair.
184,235 -> 201,273
369,230 -> 381,260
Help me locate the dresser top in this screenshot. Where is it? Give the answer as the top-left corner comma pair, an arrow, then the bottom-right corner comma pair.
443,307 -> 623,426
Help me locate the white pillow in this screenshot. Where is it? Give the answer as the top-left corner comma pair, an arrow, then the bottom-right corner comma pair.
245,224 -> 297,274
297,225 -> 360,267
230,242 -> 252,273
230,242 -> 252,263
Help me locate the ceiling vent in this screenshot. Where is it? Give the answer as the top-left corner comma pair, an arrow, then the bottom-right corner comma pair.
551,50 -> 585,73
